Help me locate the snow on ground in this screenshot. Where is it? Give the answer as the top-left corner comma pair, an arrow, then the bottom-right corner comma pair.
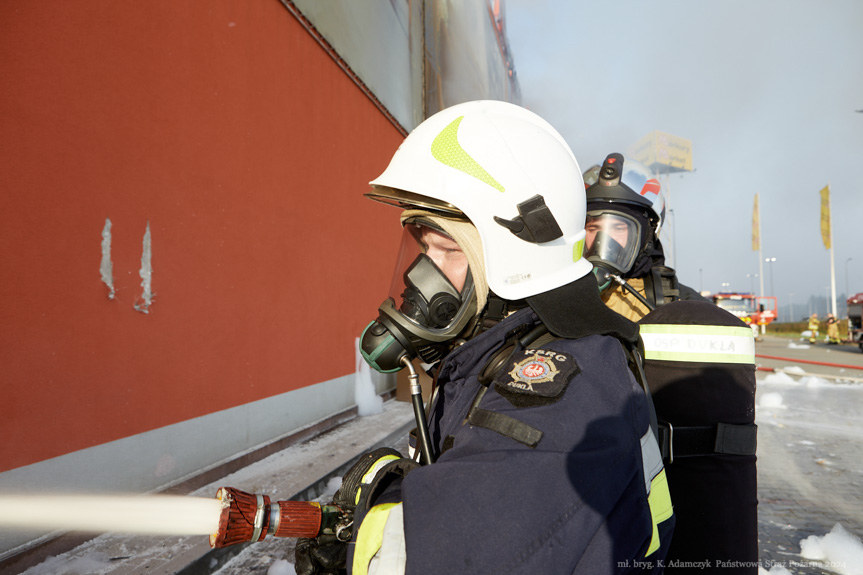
763,371 -> 799,386
267,558 -> 293,575
800,523 -> 863,575
19,553 -> 114,575
757,361 -> 863,575
760,369 -> 863,389
759,392 -> 786,409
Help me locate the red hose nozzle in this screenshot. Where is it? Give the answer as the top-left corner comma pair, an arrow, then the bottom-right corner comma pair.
210,487 -> 325,548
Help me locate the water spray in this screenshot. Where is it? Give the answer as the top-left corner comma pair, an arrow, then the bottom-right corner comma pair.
0,488 -> 350,550
0,493 -> 222,536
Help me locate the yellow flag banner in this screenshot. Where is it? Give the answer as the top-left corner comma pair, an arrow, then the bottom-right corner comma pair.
751,194 -> 760,251
820,185 -> 831,249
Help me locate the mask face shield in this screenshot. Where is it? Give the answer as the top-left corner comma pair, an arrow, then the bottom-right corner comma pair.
583,210 -> 642,276
360,221 -> 477,372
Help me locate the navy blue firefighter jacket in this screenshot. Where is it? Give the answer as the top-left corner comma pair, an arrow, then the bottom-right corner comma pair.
352,305 -> 674,574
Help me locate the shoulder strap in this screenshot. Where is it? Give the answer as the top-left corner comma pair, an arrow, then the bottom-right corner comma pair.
620,340 -> 659,440
645,266 -> 681,307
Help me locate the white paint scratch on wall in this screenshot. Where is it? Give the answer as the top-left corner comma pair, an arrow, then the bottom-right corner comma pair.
134,221 -> 153,314
100,218 -> 115,299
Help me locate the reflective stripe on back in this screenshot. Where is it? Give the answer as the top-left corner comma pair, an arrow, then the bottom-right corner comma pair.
639,324 -> 755,364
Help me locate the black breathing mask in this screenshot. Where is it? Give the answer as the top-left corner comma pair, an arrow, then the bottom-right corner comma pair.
587,234 -> 620,294
360,223 -> 477,373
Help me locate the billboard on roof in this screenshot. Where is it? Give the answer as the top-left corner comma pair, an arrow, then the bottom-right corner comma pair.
629,131 -> 693,173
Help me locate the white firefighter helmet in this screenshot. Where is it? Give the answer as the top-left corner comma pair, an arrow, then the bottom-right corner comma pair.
367,100 -> 591,301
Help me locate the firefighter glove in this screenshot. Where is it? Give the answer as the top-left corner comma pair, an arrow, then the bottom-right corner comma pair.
293,448 -> 404,575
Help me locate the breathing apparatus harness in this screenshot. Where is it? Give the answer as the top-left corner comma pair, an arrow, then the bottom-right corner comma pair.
644,265 -> 681,308
597,262 -> 683,315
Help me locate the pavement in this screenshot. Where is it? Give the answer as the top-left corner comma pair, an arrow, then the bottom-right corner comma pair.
12,336 -> 863,575
753,336 -> 863,574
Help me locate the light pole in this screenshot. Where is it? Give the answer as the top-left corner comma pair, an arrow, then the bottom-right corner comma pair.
765,258 -> 776,297
846,257 -> 853,300
788,293 -> 793,322
746,273 -> 758,294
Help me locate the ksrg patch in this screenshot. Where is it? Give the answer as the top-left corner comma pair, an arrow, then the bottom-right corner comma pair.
494,348 -> 579,407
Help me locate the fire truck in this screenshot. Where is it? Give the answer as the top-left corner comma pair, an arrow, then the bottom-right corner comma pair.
847,293 -> 863,351
711,292 -> 778,336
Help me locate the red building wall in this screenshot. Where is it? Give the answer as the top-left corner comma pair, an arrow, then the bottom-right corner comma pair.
0,1 -> 404,472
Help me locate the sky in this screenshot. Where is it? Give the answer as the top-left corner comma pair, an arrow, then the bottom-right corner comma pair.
505,0 -> 863,319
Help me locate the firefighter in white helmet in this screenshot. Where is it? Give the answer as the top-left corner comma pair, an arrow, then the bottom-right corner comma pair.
295,102 -> 673,575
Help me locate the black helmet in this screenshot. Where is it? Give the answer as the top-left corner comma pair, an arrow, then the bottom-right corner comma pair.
584,153 -> 666,279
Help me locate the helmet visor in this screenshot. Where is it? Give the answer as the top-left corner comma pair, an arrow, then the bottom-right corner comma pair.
386,221 -> 474,331
583,210 -> 642,275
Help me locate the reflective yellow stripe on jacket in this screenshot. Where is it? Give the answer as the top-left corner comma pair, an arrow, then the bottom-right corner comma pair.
353,503 -> 402,575
639,324 -> 755,364
355,454 -> 401,505
641,428 -> 673,556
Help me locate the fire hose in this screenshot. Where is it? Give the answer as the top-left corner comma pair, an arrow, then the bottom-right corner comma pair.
755,354 -> 863,371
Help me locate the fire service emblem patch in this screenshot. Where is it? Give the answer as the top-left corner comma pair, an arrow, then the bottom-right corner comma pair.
494,348 -> 579,407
